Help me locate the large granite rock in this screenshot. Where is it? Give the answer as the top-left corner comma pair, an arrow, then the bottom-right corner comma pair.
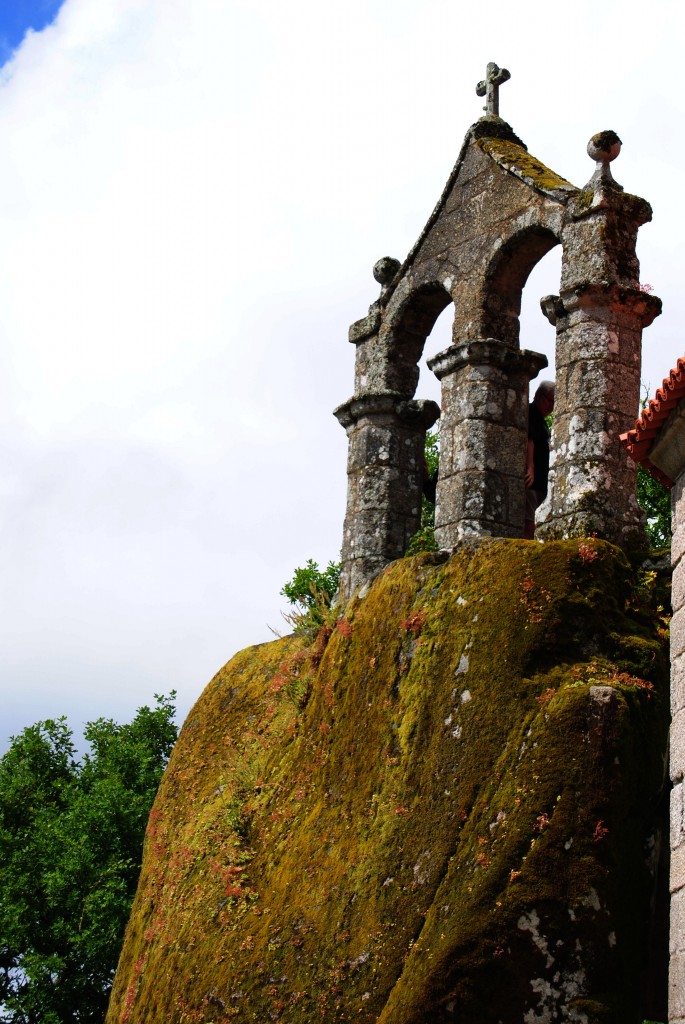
107,540 -> 669,1023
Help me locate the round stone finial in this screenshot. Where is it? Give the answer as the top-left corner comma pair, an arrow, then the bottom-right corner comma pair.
373,257 -> 400,285
587,130 -> 622,164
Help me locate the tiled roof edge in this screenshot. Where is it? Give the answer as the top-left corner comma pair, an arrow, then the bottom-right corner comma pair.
620,355 -> 685,487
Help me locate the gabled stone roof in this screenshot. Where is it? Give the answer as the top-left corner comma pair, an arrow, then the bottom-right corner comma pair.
620,356 -> 685,488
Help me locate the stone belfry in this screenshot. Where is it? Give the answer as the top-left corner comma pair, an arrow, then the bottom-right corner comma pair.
335,64 -> 661,600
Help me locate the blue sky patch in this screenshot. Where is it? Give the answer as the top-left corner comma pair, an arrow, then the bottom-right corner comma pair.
0,0 -> 65,64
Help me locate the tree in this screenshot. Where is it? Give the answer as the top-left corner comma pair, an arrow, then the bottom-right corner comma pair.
280,559 -> 341,635
635,387 -> 672,549
637,464 -> 671,549
0,694 -> 177,1023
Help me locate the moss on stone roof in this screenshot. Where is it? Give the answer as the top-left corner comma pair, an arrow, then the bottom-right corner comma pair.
478,136 -> 578,198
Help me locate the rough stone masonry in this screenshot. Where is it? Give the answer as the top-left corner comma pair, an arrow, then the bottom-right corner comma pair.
334,65 -> 661,602
621,366 -> 685,1024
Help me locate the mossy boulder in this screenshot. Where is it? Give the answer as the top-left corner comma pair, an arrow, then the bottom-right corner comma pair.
106,540 -> 669,1024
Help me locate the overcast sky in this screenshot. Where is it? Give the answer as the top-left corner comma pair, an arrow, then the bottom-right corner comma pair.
0,0 -> 683,751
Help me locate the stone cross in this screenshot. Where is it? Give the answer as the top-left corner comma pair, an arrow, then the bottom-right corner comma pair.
476,62 -> 510,118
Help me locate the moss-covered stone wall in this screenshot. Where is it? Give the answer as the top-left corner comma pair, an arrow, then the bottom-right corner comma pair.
106,540 -> 669,1024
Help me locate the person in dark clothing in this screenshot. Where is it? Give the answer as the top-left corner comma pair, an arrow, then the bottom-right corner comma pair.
422,461 -> 437,504
524,380 -> 555,539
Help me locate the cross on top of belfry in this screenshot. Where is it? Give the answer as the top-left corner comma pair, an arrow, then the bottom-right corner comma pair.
476,62 -> 510,118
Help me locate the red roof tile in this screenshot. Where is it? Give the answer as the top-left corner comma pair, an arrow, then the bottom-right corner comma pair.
619,356 -> 685,488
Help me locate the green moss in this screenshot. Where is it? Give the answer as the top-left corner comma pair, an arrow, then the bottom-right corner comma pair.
107,540 -> 669,1024
575,189 -> 595,212
478,136 -> 578,195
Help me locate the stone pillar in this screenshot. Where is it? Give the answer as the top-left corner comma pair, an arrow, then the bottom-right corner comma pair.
334,392 -> 440,601
671,473 -> 685,1024
539,284 -> 661,544
538,153 -> 661,545
428,341 -> 547,545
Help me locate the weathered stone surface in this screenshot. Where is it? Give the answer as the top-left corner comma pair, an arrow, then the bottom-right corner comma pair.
539,286 -> 655,544
672,651 -> 685,716
428,342 -> 546,547
585,130 -> 623,190
335,393 -> 439,598
669,949 -> 685,1021
672,559 -> 685,615
672,609 -> 685,669
335,116 -> 659,599
672,708 -> 685,783
672,888 -> 685,953
673,782 -> 684,854
435,469 -> 520,536
349,304 -> 381,344
476,62 -> 510,119
107,541 -> 669,1024
673,518 -> 685,570
673,842 -> 685,896
373,256 -> 401,286
668,428 -> 685,1021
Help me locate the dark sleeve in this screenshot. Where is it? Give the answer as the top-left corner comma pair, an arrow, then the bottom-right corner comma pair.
423,471 -> 437,504
528,404 -> 547,444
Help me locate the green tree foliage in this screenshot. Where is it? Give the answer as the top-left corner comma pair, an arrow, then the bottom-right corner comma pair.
280,558 -> 341,636
0,694 -> 177,1023
637,464 -> 671,549
422,428 -> 440,481
280,559 -> 340,611
635,387 -> 672,549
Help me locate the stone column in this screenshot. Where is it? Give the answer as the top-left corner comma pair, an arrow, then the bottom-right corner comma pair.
671,474 -> 685,1024
428,341 -> 547,546
334,392 -> 440,601
539,283 -> 661,545
538,140 -> 661,545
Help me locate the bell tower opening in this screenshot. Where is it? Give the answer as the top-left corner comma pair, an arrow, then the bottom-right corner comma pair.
520,246 -> 562,400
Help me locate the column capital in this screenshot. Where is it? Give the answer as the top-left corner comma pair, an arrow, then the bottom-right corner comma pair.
558,283 -> 662,327
428,340 -> 547,382
334,391 -> 440,431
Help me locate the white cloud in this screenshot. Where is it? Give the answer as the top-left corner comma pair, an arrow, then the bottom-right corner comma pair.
0,0 -> 683,747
